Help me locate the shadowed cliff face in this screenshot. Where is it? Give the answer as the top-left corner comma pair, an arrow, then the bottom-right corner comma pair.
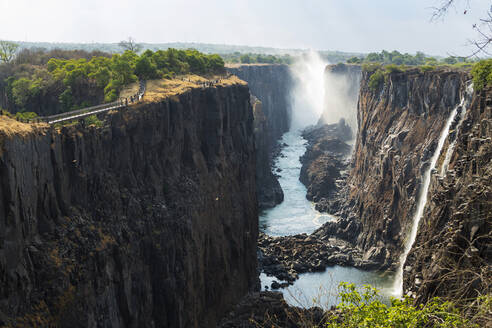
316,68 -> 470,269
404,86 -> 491,304
0,84 -> 258,328
226,65 -> 292,209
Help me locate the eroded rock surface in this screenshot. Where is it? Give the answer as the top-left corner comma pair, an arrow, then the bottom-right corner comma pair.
316,68 -> 470,270
404,86 -> 492,304
0,84 -> 257,328
258,232 -> 380,287
300,119 -> 352,212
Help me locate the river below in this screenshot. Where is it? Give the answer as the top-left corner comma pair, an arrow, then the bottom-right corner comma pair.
259,129 -> 395,308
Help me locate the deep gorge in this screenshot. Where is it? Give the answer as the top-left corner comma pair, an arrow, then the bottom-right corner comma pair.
0,59 -> 489,327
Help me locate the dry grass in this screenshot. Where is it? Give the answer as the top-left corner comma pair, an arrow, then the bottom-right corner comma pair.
142,74 -> 246,103
119,82 -> 140,99
0,116 -> 47,137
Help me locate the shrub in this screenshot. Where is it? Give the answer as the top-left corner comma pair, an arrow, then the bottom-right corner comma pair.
15,111 -> 38,121
384,64 -> 404,74
325,282 -> 475,328
84,115 -> 103,127
471,59 -> 492,91
347,56 -> 362,64
420,65 -> 435,72
368,69 -> 384,91
362,63 -> 382,73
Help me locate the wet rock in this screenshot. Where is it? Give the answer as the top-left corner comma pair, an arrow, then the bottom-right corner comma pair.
299,120 -> 352,207
404,86 -> 492,305
258,232 -> 376,283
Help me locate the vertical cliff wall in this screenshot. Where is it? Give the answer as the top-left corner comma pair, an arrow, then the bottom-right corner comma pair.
226,64 -> 292,209
319,68 -> 469,269
404,86 -> 491,303
0,84 -> 258,328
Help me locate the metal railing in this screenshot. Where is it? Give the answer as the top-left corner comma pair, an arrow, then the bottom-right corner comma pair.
15,80 -> 146,125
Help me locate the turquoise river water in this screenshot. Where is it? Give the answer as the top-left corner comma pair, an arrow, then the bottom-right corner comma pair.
259,129 -> 396,308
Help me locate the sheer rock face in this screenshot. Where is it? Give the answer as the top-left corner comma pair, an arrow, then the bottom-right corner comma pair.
250,96 -> 283,209
226,64 -> 292,210
316,68 -> 469,270
0,84 -> 258,328
404,86 -> 491,303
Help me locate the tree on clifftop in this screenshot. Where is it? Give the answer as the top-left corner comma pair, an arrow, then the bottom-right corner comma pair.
432,0 -> 492,56
0,41 -> 19,63
118,37 -> 142,53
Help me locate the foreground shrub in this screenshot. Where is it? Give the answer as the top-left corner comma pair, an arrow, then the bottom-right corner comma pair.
471,59 -> 492,91
325,283 -> 475,328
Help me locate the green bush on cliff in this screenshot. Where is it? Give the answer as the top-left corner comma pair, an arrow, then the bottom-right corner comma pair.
1,48 -> 225,115
325,283 -> 476,328
354,50 -> 474,67
84,114 -> 103,127
368,69 -> 384,91
15,111 -> 38,121
471,59 -> 492,91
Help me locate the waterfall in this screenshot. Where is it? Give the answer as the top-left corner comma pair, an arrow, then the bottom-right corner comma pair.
440,83 -> 474,176
290,50 -> 328,130
392,82 -> 473,296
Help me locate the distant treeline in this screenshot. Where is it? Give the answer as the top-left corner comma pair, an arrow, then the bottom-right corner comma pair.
347,50 -> 474,66
0,47 -> 224,116
222,52 -> 293,64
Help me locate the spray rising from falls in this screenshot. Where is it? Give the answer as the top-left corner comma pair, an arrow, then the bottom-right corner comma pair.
290,51 -> 328,130
393,83 -> 474,296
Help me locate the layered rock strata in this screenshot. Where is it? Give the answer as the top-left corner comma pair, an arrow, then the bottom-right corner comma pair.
0,83 -> 257,328
317,68 -> 470,270
300,119 -> 352,213
404,86 -> 491,306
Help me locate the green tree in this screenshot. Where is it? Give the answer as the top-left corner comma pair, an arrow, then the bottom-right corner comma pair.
0,41 -> 19,63
240,54 -> 252,64
347,56 -> 362,64
135,56 -> 158,79
11,78 -> 32,107
443,56 -> 458,65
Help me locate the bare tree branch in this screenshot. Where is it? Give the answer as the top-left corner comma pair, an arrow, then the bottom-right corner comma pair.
0,41 -> 19,63
118,37 -> 142,53
431,0 -> 491,56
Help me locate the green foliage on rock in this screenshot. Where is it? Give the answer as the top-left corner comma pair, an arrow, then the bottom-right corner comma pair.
353,50 -> 474,67
223,52 -> 293,64
325,283 -> 477,328
0,48 -> 225,115
471,59 -> 492,91
368,69 -> 385,91
15,111 -> 38,121
347,56 -> 362,64
84,114 -> 103,127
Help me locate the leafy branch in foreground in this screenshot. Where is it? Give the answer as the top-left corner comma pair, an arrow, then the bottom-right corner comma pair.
325,282 -> 480,328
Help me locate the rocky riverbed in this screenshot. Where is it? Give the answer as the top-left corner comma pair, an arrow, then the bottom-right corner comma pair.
258,232 -> 383,289
299,119 -> 352,213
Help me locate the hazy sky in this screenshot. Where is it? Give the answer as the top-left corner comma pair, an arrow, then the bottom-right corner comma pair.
1,0 -> 490,56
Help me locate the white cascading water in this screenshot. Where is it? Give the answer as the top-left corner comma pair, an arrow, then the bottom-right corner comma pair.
261,51 -> 397,308
392,83 -> 473,296
440,83 -> 474,176
290,50 -> 328,129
